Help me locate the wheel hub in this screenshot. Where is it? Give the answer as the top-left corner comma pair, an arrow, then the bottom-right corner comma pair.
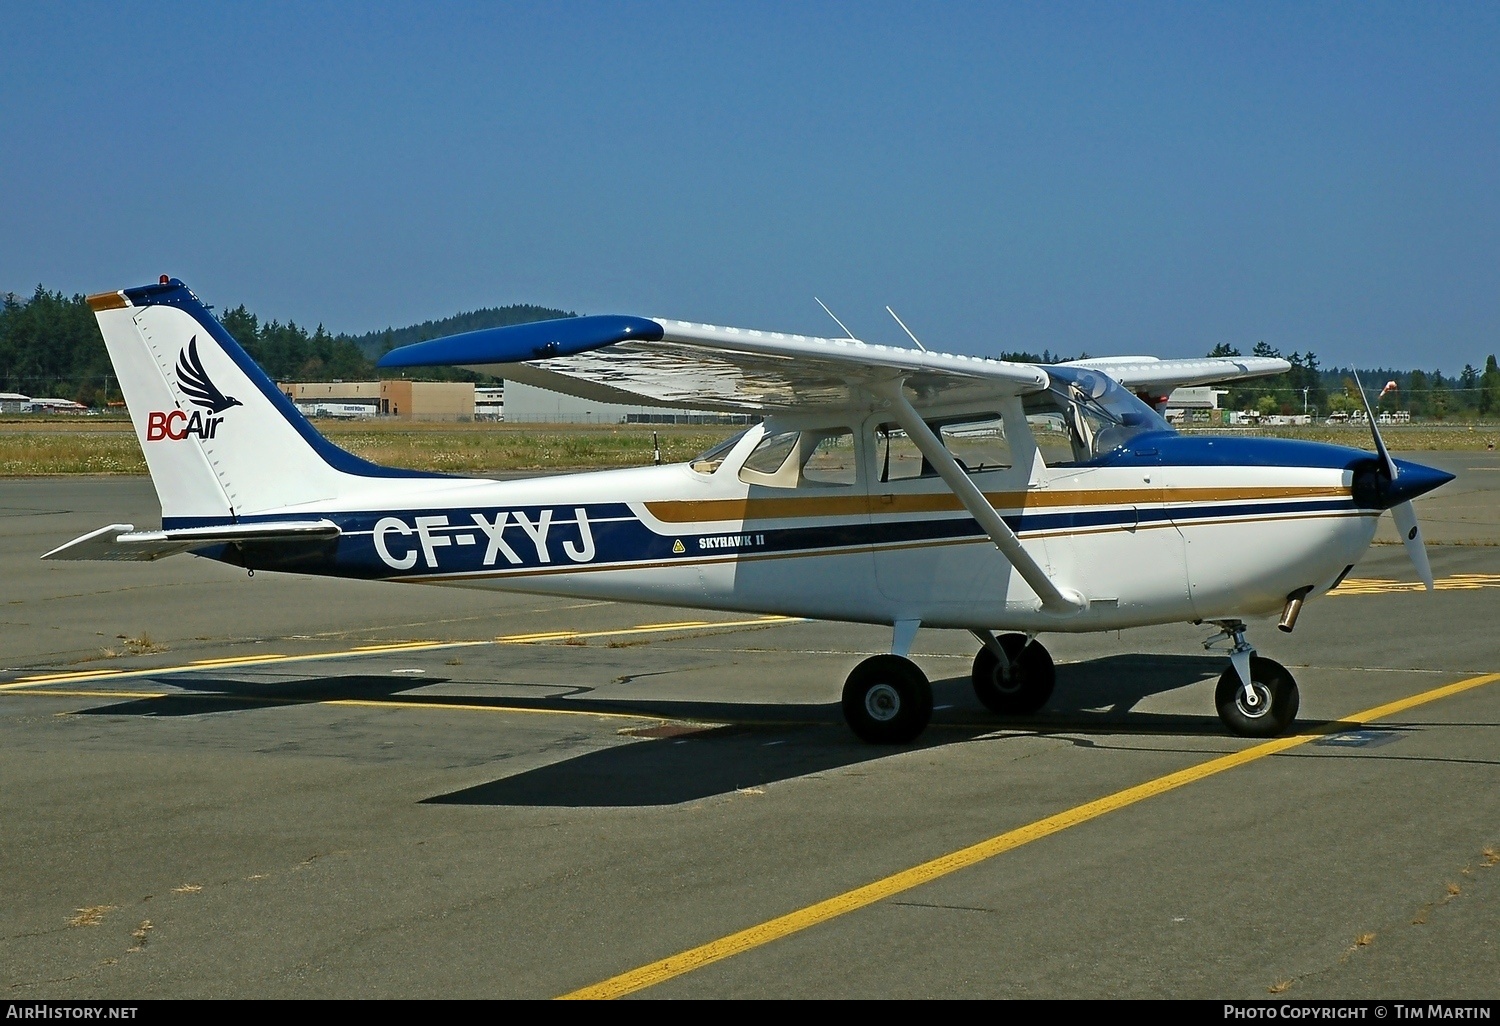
1236,681 -> 1273,719
991,665 -> 1023,695
864,683 -> 901,722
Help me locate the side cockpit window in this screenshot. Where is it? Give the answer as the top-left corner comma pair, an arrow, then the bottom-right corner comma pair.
738,428 -> 857,488
875,414 -> 1011,482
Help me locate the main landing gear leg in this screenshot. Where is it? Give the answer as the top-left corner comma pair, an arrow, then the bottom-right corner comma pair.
1205,620 -> 1299,738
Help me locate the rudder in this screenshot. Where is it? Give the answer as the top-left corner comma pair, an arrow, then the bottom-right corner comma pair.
88,278 -> 434,525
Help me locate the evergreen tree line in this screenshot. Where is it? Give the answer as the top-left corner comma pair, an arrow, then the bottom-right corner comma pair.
0,285 -> 572,404
3,283 -> 1498,417
1206,341 -> 1500,419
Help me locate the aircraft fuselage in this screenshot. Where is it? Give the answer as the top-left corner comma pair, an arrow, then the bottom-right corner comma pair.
189,429 -> 1390,633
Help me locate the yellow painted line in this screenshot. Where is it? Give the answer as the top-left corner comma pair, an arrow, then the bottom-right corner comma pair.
0,668 -> 125,686
0,640 -> 488,692
560,671 -> 1500,1000
188,653 -> 288,666
1330,573 -> 1500,596
31,690 -> 169,700
1,618 -> 800,694
496,616 -> 800,645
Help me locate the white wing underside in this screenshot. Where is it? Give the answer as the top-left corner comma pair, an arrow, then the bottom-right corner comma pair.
461,320 -> 1290,413
464,320 -> 1048,413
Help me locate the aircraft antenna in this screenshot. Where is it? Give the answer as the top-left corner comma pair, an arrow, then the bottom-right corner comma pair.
814,297 -> 858,340
885,306 -> 928,352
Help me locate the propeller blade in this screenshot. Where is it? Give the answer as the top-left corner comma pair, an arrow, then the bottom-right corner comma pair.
1391,499 -> 1434,591
1351,370 -> 1398,482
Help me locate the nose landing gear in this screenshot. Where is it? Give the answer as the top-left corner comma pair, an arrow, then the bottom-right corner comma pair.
1206,621 -> 1299,738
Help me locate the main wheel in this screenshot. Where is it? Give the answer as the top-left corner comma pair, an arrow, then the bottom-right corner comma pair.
1215,657 -> 1299,738
971,635 -> 1055,715
842,655 -> 932,744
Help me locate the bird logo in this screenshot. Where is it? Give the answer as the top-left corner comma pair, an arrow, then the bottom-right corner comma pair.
175,337 -> 243,414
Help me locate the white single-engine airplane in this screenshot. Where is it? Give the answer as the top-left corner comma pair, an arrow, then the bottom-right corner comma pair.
46,278 -> 1453,744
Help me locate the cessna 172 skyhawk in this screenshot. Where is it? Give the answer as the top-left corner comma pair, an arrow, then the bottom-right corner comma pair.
46,278 -> 1453,744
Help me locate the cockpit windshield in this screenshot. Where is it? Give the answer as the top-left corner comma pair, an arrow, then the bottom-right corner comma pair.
1022,366 -> 1171,465
689,428 -> 751,474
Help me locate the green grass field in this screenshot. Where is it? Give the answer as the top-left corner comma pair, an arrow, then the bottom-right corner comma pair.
1,415 -> 1495,477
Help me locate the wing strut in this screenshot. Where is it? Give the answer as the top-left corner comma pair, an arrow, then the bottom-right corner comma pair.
870,380 -> 1086,615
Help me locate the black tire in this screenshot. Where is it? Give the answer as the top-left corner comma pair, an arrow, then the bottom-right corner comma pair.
1215,657 -> 1299,738
842,655 -> 933,744
971,635 -> 1055,715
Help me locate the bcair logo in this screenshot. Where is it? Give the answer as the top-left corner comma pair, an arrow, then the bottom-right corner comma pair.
146,336 -> 243,442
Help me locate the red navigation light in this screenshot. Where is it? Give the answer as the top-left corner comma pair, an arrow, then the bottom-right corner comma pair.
159,274 -> 170,285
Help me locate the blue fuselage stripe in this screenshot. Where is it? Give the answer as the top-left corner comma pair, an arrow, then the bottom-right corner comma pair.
178,496 -> 1358,579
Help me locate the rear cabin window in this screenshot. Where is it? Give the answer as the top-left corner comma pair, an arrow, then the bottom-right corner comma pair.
801,430 -> 858,485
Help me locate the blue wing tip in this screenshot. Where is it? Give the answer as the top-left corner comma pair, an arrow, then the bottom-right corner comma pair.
376,314 -> 664,369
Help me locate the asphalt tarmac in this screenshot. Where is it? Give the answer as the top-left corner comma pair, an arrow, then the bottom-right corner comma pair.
2,453 -> 1497,999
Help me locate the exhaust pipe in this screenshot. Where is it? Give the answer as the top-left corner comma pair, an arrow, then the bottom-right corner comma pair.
1277,586 -> 1315,633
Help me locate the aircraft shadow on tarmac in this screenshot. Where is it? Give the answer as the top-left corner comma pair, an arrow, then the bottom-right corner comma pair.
69,653 -> 1244,806
425,652 -> 1235,808
71,674 -> 441,717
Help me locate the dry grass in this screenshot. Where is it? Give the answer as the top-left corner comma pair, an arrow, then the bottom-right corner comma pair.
0,428 -> 147,475
128,920 -> 153,952
0,417 -> 734,476
1268,980 -> 1293,994
171,883 -> 202,894
67,905 -> 117,927
118,633 -> 167,655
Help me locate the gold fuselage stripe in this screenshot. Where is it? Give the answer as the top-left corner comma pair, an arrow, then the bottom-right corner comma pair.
644,485 -> 1350,523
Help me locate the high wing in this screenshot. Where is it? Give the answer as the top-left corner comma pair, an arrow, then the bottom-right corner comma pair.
379,315 -> 1049,412
1061,355 -> 1291,391
378,316 -> 1291,412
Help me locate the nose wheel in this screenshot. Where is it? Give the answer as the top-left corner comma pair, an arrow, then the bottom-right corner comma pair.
1214,656 -> 1298,737
842,655 -> 932,744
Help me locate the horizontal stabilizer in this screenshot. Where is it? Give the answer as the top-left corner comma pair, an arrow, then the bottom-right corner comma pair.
41,520 -> 341,562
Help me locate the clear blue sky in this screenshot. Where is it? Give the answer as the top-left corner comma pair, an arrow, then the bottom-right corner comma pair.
4,1 -> 1497,369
